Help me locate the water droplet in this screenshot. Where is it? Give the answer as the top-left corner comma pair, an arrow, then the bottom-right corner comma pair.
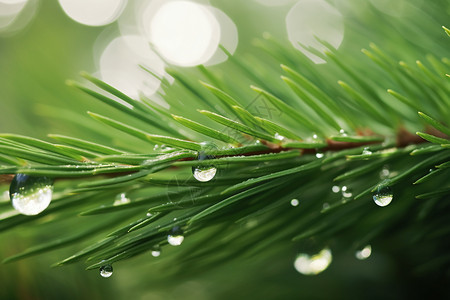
151,245 -> 161,257
113,193 -> 130,206
294,248 -> 332,275
362,147 -> 372,155
355,245 -> 372,260
373,184 -> 393,207
315,152 -> 324,159
193,166 -> 217,182
192,142 -> 218,182
379,166 -> 390,179
322,202 -> 330,210
341,186 -> 352,198
339,129 -> 348,136
146,212 -> 153,217
274,133 -> 285,141
167,226 -> 184,246
290,199 -> 299,206
9,174 -> 54,216
331,186 -> 340,193
100,264 -> 113,278
312,134 -> 318,140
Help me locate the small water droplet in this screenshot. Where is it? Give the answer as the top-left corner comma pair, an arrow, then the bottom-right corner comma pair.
331,186 -> 340,193
9,174 -> 54,216
151,245 -> 161,257
146,212 -> 153,217
167,226 -> 184,246
322,202 -> 330,210
274,133 -> 285,141
113,193 -> 130,206
290,199 -> 299,207
294,248 -> 332,275
315,152 -> 324,159
192,142 -> 218,182
312,134 -> 318,140
379,166 -> 390,179
100,264 -> 113,278
339,129 -> 348,136
362,147 -> 372,155
341,186 -> 352,198
373,184 -> 393,207
355,245 -> 372,260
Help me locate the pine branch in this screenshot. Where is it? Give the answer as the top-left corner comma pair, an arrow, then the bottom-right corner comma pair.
0,9 -> 449,292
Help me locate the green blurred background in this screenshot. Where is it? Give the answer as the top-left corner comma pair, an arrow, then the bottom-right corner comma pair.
0,0 -> 449,299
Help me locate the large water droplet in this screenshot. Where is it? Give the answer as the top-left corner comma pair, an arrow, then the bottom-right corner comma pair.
167,226 -> 184,246
373,185 -> 393,207
331,185 -> 340,193
355,245 -> 372,260
192,142 -> 217,182
193,166 -> 217,182
100,264 -> 113,278
294,248 -> 332,275
9,174 -> 54,216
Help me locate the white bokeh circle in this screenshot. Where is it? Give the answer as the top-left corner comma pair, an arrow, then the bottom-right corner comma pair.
204,8 -> 238,66
286,0 -> 344,64
58,0 -> 127,27
143,0 -> 221,67
99,35 -> 165,99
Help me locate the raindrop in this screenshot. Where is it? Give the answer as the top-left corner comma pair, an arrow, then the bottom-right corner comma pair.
294,248 -> 332,275
100,264 -> 113,278
167,226 -> 184,246
379,166 -> 390,179
315,152 -> 324,159
373,184 -> 393,207
355,245 -> 372,260
193,166 -> 217,182
274,133 -> 285,141
312,134 -> 318,140
331,185 -> 340,193
290,199 -> 300,207
146,212 -> 153,217
151,245 -> 161,257
362,147 -> 372,155
341,186 -> 352,198
339,129 -> 348,136
9,174 -> 53,216
113,193 -> 130,206
192,142 -> 217,182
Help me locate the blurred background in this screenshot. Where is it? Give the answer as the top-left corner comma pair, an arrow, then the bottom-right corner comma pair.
0,0 -> 449,299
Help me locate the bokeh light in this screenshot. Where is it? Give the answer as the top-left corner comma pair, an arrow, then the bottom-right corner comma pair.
0,0 -> 36,35
294,248 -> 333,275
204,7 -> 238,66
99,34 -> 164,99
143,0 -> 221,67
286,0 -> 344,64
254,0 -> 296,7
58,0 -> 127,27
